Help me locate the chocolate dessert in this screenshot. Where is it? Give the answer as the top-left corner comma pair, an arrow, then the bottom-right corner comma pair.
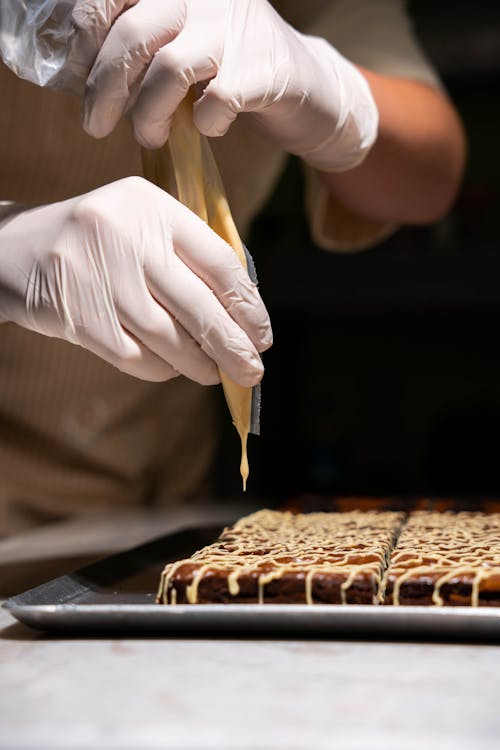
157,509 -> 404,605
383,511 -> 500,606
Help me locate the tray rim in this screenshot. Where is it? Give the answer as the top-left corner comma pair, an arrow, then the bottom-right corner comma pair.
5,601 -> 500,617
5,601 -> 500,639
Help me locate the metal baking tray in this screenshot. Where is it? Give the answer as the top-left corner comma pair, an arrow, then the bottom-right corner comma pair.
4,522 -> 500,639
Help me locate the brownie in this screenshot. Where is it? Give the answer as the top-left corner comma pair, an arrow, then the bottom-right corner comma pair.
383,511 -> 500,606
157,509 -> 404,605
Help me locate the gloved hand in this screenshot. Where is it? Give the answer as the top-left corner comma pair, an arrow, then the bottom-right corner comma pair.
71,0 -> 378,172
0,177 -> 271,384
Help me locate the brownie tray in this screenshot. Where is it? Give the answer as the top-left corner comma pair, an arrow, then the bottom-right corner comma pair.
4,523 -> 500,639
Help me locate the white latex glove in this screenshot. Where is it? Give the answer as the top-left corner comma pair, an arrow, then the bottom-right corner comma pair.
71,0 -> 378,172
0,177 -> 271,384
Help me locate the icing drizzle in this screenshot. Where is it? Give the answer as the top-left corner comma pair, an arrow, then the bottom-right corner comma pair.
383,511 -> 500,606
156,509 -> 404,605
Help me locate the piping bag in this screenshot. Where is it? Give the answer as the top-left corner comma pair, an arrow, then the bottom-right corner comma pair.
142,90 -> 261,490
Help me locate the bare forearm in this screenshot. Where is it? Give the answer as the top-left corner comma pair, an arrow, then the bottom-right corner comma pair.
319,68 -> 466,225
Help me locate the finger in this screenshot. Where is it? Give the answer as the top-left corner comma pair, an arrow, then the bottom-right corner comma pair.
117,283 -> 220,386
132,31 -> 219,149
169,200 -> 273,352
193,61 -> 280,139
193,77 -> 242,138
83,0 -> 187,138
145,251 -> 264,388
80,320 -> 180,382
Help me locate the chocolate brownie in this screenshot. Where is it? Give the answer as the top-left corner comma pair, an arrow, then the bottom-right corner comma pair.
157,509 -> 404,605
383,511 -> 500,606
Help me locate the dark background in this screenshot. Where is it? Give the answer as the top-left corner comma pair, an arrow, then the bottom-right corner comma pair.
215,2 -> 500,503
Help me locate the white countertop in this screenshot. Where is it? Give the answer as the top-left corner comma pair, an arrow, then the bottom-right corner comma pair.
1,506 -> 500,750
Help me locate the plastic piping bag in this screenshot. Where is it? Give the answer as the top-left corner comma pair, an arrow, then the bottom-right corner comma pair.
142,91 -> 257,490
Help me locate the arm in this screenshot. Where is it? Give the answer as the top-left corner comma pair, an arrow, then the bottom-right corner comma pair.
75,1 -> 464,231
319,69 -> 466,225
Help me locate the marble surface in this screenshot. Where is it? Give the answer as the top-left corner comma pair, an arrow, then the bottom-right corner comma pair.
1,507 -> 500,750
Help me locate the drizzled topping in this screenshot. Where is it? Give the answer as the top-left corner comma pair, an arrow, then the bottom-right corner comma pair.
384,511 -> 500,606
157,509 -> 404,605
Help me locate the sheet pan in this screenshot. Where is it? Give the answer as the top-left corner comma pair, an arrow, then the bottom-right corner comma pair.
4,523 -> 500,639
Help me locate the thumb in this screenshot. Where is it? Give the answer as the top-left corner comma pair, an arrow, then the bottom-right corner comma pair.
193,78 -> 242,138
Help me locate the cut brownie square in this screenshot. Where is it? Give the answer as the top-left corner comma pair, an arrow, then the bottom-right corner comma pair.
157,509 -> 404,605
383,511 -> 500,606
